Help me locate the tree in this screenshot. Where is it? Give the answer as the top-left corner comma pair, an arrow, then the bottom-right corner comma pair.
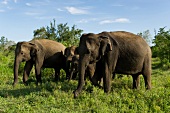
33,27 -> 48,39
56,23 -> 83,46
33,19 -> 83,46
152,27 -> 170,64
137,30 -> 152,46
0,36 -> 8,47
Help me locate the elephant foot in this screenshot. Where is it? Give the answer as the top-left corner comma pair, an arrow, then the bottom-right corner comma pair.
23,82 -> 28,86
73,90 -> 79,98
13,80 -> 18,87
12,82 -> 17,87
97,85 -> 103,89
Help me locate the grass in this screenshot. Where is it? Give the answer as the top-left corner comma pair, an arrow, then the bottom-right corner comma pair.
0,51 -> 170,113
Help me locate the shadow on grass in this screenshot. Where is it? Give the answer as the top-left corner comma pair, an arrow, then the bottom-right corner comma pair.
0,77 -> 78,98
0,86 -> 41,98
152,62 -> 162,69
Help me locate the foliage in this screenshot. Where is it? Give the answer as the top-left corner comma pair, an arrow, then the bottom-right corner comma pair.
0,48 -> 170,112
0,36 -> 16,52
137,30 -> 153,46
152,27 -> 170,65
33,19 -> 83,47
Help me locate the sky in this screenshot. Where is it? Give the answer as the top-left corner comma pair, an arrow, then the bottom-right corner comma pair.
0,0 -> 169,42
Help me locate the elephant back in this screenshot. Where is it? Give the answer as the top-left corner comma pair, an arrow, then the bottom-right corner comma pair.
31,39 -> 66,54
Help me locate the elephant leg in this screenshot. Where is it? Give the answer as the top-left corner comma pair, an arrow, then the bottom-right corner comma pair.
54,68 -> 60,81
143,75 -> 151,90
86,64 -> 95,79
72,72 -> 77,79
103,64 -> 111,93
65,61 -> 71,79
132,74 -> 140,89
69,70 -> 77,81
23,60 -> 33,85
35,61 -> 43,85
90,69 -> 103,88
142,57 -> 152,90
112,72 -> 116,79
142,69 -> 151,90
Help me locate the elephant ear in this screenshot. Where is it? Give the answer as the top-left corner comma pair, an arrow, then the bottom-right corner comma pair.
99,36 -> 113,56
15,42 -> 22,54
29,43 -> 39,56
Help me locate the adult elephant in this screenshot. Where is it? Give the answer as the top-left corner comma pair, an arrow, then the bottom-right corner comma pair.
13,39 -> 68,86
74,31 -> 152,98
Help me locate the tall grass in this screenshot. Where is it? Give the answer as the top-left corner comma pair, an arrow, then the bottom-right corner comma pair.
0,51 -> 169,112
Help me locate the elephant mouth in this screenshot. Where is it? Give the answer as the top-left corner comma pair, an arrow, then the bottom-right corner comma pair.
22,59 -> 26,62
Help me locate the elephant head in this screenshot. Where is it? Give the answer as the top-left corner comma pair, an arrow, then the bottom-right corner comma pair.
78,33 -> 112,69
64,46 -> 79,79
64,46 -> 79,62
74,33 -> 113,97
13,41 -> 38,86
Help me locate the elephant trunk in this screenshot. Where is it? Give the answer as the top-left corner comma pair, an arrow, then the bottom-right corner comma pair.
74,56 -> 89,98
13,56 -> 21,86
69,70 -> 74,80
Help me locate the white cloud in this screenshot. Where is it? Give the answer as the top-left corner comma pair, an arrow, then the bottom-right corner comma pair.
100,20 -> 114,24
0,9 -> 5,12
14,0 -> 17,3
115,18 -> 130,23
99,18 -> 130,24
1,0 -> 8,4
25,12 -> 40,16
77,18 -> 98,23
65,7 -> 88,15
57,8 -> 64,12
26,3 -> 32,6
77,19 -> 88,23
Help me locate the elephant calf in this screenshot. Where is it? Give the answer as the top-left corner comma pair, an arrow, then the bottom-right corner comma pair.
64,46 -> 79,79
13,39 -> 68,86
69,55 -> 79,80
69,54 -> 103,88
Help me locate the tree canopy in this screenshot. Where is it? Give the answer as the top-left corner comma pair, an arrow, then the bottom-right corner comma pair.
137,30 -> 152,46
33,19 -> 83,47
152,27 -> 170,64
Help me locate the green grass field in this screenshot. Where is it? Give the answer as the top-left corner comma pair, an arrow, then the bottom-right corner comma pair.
0,51 -> 170,113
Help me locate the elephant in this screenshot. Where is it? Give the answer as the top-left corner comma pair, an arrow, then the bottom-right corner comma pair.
69,55 -> 79,80
64,46 -> 79,79
69,54 -> 103,88
74,31 -> 152,98
13,39 -> 69,86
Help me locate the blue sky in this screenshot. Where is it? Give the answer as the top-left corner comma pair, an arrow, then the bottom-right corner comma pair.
0,0 -> 169,42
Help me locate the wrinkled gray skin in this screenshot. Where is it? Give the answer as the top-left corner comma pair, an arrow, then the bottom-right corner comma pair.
13,39 -> 67,86
74,31 -> 152,98
64,46 -> 79,79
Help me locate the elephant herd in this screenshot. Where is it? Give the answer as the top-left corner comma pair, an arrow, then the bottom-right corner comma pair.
13,31 -> 152,98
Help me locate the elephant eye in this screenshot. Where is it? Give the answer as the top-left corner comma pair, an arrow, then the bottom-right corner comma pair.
21,51 -> 24,55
